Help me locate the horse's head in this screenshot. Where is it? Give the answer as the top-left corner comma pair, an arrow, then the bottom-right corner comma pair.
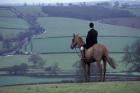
70,34 -> 85,49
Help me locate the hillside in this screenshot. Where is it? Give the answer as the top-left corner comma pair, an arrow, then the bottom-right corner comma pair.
124,8 -> 140,17
0,17 -> 28,37
0,17 -> 140,72
0,6 -> 140,87
99,17 -> 140,29
42,6 -> 135,20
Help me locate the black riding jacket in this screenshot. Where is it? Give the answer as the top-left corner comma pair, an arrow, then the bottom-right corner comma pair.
85,28 -> 98,49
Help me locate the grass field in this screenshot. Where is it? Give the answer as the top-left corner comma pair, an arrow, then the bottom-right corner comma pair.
125,8 -> 140,17
14,6 -> 47,16
0,17 -> 140,72
0,81 -> 140,93
0,17 -> 28,29
0,17 -> 28,37
37,17 -> 140,37
0,9 -> 16,17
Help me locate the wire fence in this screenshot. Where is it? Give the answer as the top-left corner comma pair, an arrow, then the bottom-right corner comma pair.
33,35 -> 140,39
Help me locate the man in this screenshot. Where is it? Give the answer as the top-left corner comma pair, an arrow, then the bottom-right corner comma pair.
81,22 -> 98,58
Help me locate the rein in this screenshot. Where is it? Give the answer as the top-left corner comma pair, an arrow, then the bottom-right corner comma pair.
74,47 -> 81,58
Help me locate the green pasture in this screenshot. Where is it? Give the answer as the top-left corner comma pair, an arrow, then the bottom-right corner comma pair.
37,17 -> 140,37
0,17 -> 28,29
0,16 -> 140,72
31,36 -> 137,53
0,75 -> 74,86
14,6 -> 47,16
0,17 -> 28,37
0,81 -> 140,93
0,29 -> 26,38
0,9 -> 16,17
0,53 -> 130,72
124,8 -> 140,17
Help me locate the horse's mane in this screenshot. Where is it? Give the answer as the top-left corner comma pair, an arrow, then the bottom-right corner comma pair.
77,35 -> 85,44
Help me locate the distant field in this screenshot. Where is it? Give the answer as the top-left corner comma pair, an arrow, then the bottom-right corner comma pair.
37,17 -> 140,37
99,17 -> 140,29
0,6 -> 140,88
0,53 -> 132,72
0,17 -> 28,29
14,6 -> 47,16
0,17 -> 140,72
0,81 -> 140,93
0,9 -> 16,17
125,8 -> 140,17
0,17 -> 29,37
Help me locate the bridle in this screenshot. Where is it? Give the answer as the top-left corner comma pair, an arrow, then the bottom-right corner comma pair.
74,47 -> 81,58
71,35 -> 85,58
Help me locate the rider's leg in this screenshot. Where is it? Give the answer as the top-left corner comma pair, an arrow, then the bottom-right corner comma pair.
80,46 -> 85,58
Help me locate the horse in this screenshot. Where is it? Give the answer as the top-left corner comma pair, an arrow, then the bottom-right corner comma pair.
70,34 -> 116,82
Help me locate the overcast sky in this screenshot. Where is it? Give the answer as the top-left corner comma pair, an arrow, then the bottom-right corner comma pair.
0,0 -> 112,4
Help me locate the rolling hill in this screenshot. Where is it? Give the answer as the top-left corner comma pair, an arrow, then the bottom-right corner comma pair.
0,5 -> 140,87
99,17 -> 140,29
0,16 -> 140,72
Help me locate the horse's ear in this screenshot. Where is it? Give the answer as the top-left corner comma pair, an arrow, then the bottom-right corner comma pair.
77,33 -> 80,36
73,33 -> 75,37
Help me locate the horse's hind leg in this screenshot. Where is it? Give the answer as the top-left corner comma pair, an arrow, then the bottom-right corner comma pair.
87,63 -> 90,82
103,57 -> 106,82
96,61 -> 102,81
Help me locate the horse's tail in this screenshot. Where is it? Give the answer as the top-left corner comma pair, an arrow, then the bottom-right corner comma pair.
104,49 -> 116,69
106,56 -> 116,69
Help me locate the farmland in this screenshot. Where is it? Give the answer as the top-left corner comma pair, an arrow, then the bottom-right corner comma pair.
0,5 -> 140,87
0,6 -> 140,71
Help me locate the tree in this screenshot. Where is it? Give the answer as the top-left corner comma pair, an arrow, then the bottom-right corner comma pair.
2,39 -> 12,51
121,3 -> 130,8
28,54 -> 45,68
96,2 -> 111,7
72,60 -> 85,82
113,1 -> 120,8
122,39 -> 140,72
46,62 -> 61,76
0,33 -> 3,41
7,63 -> 28,75
19,63 -> 28,73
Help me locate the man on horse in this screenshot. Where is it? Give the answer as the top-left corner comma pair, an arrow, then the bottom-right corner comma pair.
81,22 -> 98,59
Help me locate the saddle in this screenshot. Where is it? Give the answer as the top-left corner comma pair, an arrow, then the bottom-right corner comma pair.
81,49 -> 96,63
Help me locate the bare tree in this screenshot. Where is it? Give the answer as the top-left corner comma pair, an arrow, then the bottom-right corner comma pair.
28,54 -> 45,68
122,39 -> 140,72
45,62 -> 62,76
72,60 -> 85,82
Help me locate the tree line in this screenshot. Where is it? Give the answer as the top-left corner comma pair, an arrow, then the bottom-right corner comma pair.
0,7 -> 45,55
42,5 -> 135,21
0,54 -> 62,76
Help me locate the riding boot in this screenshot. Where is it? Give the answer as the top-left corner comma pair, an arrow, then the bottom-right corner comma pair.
80,46 -> 86,60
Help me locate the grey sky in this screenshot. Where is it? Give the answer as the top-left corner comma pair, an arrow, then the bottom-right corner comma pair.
0,0 -> 111,4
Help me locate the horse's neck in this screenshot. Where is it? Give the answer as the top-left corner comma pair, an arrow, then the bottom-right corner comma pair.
78,37 -> 85,46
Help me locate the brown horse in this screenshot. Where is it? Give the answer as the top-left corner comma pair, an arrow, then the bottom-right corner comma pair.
71,34 -> 116,82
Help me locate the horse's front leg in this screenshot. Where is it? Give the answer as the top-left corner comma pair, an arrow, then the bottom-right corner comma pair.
81,59 -> 88,82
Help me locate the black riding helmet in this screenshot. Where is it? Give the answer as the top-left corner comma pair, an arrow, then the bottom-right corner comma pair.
89,22 -> 94,28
